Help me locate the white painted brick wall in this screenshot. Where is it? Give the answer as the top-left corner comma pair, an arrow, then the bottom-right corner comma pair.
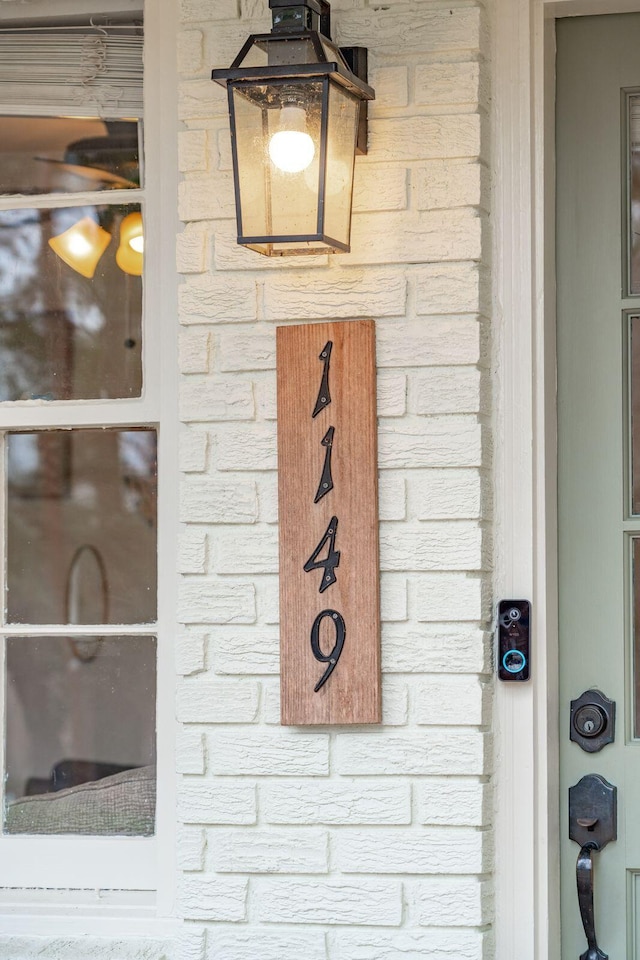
180,478 -> 257,523
176,631 -> 206,676
330,929 -> 488,960
178,825 -> 206,871
262,781 -> 411,824
177,225 -> 209,276
177,30 -> 203,75
212,929 -> 326,960
178,526 -> 207,574
178,780 -> 256,825
417,777 -> 491,827
409,876 -> 492,926
178,876 -> 247,921
209,828 -> 329,873
176,680 -> 260,723
176,1 -> 492,958
255,878 -> 403,925
179,427 -> 208,473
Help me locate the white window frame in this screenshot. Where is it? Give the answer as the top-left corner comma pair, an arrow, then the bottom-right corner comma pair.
0,0 -> 177,911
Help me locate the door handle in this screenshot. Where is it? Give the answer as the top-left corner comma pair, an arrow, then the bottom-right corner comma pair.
569,774 -> 617,960
576,842 -> 607,960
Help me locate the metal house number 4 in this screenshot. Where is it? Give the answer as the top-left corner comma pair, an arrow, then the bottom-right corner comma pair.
304,341 -> 346,692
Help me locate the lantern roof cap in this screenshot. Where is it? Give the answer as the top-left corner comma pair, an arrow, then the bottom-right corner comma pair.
211,29 -> 374,102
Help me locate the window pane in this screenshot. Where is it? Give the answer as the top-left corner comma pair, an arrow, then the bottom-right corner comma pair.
0,203 -> 142,402
4,635 -> 155,836
630,95 -> 640,294
0,117 -> 140,196
7,429 -> 157,624
634,538 -> 640,738
632,316 -> 640,514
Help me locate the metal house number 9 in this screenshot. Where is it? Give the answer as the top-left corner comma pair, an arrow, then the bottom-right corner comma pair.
304,341 -> 346,692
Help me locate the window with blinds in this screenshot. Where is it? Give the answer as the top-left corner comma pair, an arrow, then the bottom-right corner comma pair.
0,25 -> 143,115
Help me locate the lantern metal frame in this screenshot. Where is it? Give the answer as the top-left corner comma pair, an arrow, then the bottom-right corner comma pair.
212,0 -> 374,256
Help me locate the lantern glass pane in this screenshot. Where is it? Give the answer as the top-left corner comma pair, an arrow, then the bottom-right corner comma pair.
236,37 -> 321,69
322,82 -> 359,248
233,80 -> 324,243
232,87 -> 270,239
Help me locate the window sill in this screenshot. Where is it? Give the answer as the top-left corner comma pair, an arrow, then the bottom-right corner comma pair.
0,889 -> 180,938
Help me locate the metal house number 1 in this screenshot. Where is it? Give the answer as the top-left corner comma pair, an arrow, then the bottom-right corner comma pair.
304,341 -> 346,692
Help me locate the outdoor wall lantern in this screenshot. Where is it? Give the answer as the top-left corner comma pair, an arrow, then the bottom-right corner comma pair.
212,0 -> 375,257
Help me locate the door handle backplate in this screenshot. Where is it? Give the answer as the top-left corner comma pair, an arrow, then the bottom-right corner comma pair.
569,774 -> 617,960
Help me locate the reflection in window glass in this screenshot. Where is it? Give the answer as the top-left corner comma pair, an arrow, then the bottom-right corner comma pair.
631,317 -> 640,514
0,117 -> 140,196
4,635 -> 156,836
0,204 -> 142,401
635,539 -> 640,738
630,95 -> 640,294
7,429 -> 157,624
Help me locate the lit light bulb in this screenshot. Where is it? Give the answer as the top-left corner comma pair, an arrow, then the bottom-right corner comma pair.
268,104 -> 315,173
130,235 -> 144,254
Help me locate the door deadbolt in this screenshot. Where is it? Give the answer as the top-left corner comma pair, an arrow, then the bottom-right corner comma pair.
570,690 -> 615,753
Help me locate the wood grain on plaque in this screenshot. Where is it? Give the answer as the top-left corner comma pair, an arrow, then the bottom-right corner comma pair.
277,320 -> 381,725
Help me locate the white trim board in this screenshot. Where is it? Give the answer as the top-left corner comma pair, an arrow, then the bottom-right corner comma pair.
493,2 -> 640,959
138,0 -> 179,923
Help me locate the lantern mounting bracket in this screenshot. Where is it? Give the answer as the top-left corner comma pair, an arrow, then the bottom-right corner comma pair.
341,46 -> 368,155
269,0 -> 331,36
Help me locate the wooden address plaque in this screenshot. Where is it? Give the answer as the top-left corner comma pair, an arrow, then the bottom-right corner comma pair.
277,320 -> 381,726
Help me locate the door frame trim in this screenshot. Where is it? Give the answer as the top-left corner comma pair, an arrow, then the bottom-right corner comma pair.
493,2 -> 640,958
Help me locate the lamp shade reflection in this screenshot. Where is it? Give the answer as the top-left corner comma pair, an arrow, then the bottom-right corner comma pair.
116,211 -> 144,276
48,216 -> 111,279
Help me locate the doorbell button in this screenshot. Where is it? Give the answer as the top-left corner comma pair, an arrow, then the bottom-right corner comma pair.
502,649 -> 527,673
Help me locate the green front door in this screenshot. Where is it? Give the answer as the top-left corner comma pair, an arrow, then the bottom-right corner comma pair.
557,12 -> 640,958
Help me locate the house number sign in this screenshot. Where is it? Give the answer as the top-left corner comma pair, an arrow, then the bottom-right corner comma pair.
276,320 -> 381,725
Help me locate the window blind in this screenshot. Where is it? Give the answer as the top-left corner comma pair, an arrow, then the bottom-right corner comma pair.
0,26 -> 143,116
